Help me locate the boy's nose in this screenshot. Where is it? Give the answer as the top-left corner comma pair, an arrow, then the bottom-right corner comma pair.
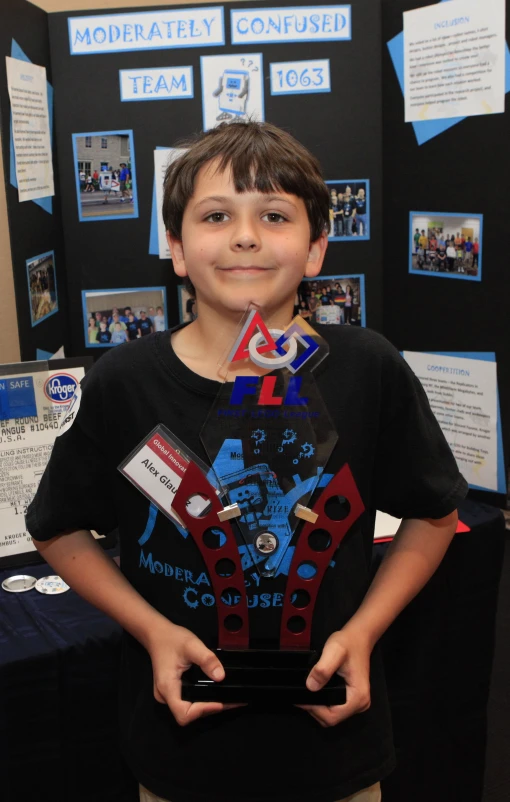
230,220 -> 261,251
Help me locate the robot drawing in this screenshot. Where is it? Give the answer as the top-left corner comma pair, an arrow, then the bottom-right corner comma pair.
212,69 -> 250,121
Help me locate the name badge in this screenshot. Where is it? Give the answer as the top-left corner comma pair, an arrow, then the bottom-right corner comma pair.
118,425 -> 217,525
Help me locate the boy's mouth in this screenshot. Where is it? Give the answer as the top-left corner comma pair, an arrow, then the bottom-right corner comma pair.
219,265 -> 269,273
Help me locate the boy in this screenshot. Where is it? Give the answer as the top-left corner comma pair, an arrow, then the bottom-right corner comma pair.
126,311 -> 141,341
138,309 -> 153,336
27,121 -> 466,802
119,162 -> 133,202
153,306 -> 166,333
96,320 -> 111,344
111,321 -> 129,345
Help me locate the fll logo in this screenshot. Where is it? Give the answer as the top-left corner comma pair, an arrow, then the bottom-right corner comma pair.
43,373 -> 78,404
228,310 -> 319,406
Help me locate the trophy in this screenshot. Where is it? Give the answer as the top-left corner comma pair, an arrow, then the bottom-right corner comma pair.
174,309 -> 365,705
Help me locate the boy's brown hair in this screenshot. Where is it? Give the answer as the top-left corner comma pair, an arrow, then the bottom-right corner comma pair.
162,120 -> 330,245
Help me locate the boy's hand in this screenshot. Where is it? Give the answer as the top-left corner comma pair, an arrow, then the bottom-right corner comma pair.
149,621 -> 243,726
298,628 -> 372,728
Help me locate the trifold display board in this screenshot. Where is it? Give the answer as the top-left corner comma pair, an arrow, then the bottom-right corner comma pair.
0,0 -> 508,504
0,0 -> 69,361
1,0 -> 382,353
381,0 -> 510,505
49,0 -> 382,350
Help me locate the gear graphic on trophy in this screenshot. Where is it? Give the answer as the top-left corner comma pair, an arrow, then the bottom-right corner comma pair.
278,428 -> 297,452
293,442 -> 315,464
282,428 -> 297,444
251,428 -> 266,454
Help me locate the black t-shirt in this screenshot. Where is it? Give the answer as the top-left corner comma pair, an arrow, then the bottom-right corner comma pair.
26,326 -> 466,802
127,318 -> 139,340
342,196 -> 355,217
139,318 -> 152,336
97,329 -> 111,343
354,196 -> 366,214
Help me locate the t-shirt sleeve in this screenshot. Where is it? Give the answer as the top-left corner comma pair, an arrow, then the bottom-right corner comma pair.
373,351 -> 468,520
26,363 -> 118,541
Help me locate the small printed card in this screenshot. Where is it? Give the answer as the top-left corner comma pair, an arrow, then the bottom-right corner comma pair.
118,424 -> 218,525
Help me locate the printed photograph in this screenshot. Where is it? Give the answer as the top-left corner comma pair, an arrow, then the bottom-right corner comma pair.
201,53 -> 264,131
178,284 -> 197,324
409,212 -> 483,281
72,130 -> 138,222
82,287 -> 167,348
326,180 -> 370,241
26,250 -> 58,326
296,275 -> 365,327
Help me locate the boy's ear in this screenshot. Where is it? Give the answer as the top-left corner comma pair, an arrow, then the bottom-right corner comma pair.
304,230 -> 328,278
166,232 -> 186,278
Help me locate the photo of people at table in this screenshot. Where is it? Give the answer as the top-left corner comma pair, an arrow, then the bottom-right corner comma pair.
27,250 -> 58,326
326,180 -> 370,240
296,275 -> 365,326
410,213 -> 482,281
82,287 -> 167,348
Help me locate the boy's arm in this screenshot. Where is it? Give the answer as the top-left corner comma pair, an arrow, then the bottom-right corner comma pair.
302,510 -> 457,727
32,530 -> 239,725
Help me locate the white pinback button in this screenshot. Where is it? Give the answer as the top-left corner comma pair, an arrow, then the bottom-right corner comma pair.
2,575 -> 37,593
35,576 -> 70,595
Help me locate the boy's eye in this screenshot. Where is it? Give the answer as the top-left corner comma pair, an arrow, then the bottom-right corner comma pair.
205,212 -> 229,223
263,212 -> 287,223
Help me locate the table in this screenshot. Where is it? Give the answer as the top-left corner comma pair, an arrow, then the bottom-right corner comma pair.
379,499 -> 505,802
0,550 -> 138,802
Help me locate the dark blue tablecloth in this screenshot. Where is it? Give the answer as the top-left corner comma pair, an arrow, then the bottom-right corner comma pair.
0,550 -> 138,802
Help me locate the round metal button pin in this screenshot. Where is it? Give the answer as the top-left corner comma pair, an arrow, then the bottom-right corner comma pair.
255,532 -> 278,554
2,575 -> 37,593
35,575 -> 70,595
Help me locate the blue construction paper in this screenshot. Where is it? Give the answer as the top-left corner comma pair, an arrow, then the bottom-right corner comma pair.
36,348 -> 53,360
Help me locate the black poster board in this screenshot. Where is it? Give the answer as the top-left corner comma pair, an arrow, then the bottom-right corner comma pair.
0,0 -> 70,361
47,0 -> 383,356
381,0 -> 510,501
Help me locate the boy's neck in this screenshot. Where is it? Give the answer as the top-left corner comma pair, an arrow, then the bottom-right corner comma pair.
171,301 -> 295,382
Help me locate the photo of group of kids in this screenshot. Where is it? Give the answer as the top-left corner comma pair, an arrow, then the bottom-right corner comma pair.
178,276 -> 365,328
296,275 -> 365,326
26,250 -> 58,326
326,180 -> 370,241
82,287 -> 167,348
409,213 -> 483,281
73,130 -> 138,221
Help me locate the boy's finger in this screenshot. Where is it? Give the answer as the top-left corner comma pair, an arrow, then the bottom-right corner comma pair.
299,681 -> 371,726
170,698 -> 245,726
306,642 -> 347,692
185,639 -> 225,682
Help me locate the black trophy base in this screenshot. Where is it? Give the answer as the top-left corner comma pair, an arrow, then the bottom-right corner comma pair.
181,649 -> 346,706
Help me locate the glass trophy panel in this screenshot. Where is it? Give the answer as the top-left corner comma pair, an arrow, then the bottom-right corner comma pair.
201,310 -> 338,577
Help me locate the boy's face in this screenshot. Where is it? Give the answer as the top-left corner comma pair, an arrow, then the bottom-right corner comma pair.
168,160 -> 327,320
